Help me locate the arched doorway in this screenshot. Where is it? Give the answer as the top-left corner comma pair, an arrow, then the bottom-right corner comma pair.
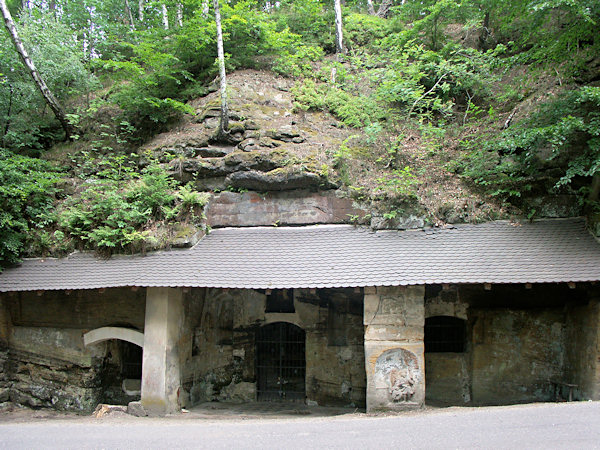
256,322 -> 305,402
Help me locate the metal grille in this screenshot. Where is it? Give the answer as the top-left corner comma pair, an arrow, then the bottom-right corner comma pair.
425,316 -> 466,353
256,322 -> 306,402
121,341 -> 143,379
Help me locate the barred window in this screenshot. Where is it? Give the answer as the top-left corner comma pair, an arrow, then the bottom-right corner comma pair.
265,289 -> 295,313
425,316 -> 466,353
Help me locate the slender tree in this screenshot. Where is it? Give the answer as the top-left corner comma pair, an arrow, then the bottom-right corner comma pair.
124,0 -> 136,30
161,3 -> 169,29
138,0 -> 144,21
366,0 -> 375,15
334,0 -> 344,54
0,0 -> 75,140
176,2 -> 183,27
213,0 -> 229,137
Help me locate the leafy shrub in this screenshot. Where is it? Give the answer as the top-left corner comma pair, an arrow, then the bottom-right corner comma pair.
292,79 -> 385,127
0,150 -> 62,268
344,13 -> 389,49
459,86 -> 600,200
373,41 -> 496,118
375,166 -> 418,200
57,159 -> 208,254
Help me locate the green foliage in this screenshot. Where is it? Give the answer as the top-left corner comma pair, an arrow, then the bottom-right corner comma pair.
292,79 -> 385,127
274,0 -> 335,52
373,41 -> 497,118
272,43 -> 324,77
0,11 -> 97,150
57,159 -> 208,253
460,86 -> 600,199
0,150 -> 62,268
375,166 -> 418,200
493,0 -> 599,74
344,13 -> 389,49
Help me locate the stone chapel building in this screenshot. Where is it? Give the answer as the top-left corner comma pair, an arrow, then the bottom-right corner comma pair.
1,193 -> 600,415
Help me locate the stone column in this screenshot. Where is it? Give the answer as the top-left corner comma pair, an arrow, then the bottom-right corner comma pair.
364,285 -> 425,412
141,287 -> 184,415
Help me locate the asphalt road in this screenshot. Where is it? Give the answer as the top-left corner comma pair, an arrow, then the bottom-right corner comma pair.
1,401 -> 600,449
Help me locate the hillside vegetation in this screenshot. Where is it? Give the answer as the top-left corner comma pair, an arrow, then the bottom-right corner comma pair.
1,0 -> 599,268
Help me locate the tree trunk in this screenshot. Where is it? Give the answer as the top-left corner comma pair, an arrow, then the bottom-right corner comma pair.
202,0 -> 209,17
376,0 -> 392,18
161,3 -> 169,29
366,0 -> 375,15
124,0 -> 136,31
0,0 -> 75,140
139,0 -> 144,21
334,0 -> 344,54
478,11 -> 490,50
176,2 -> 183,27
1,80 -> 13,145
213,0 -> 229,137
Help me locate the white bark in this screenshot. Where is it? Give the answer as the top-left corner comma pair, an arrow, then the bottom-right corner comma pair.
334,0 -> 344,54
161,3 -> 169,29
366,0 -> 375,15
202,0 -> 209,18
124,0 -> 136,30
139,0 -> 144,21
176,2 -> 183,27
0,0 -> 75,139
213,0 -> 229,135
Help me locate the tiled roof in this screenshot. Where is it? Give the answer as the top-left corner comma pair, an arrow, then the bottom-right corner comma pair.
1,218 -> 599,292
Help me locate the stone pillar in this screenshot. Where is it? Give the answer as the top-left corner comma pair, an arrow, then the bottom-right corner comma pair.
364,285 -> 425,412
141,287 -> 184,415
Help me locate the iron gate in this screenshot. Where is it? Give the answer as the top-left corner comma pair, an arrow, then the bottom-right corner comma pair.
256,322 -> 306,402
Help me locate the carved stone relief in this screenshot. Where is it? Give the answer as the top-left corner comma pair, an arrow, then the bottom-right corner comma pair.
374,348 -> 422,402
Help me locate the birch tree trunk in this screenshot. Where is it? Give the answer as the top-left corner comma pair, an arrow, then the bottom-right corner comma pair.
0,0 -> 75,140
366,0 -> 375,15
334,0 -> 344,54
161,3 -> 169,29
139,0 -> 144,21
176,2 -> 183,27
213,0 -> 229,137
124,0 -> 136,30
202,0 -> 209,17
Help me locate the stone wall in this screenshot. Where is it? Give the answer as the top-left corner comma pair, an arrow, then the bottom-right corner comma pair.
363,286 -> 425,412
424,284 -> 600,406
0,288 -> 146,411
6,288 -> 146,329
470,308 -> 565,404
0,297 -> 10,405
8,326 -> 105,410
205,190 -> 366,227
180,287 -> 366,407
565,298 -> 600,400
424,285 -> 470,405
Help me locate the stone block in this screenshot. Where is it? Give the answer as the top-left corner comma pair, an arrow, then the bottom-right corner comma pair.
365,325 -> 423,342
0,387 -> 9,403
93,404 -> 128,418
364,341 -> 425,412
363,294 -> 380,325
218,381 -> 256,403
127,401 -> 148,417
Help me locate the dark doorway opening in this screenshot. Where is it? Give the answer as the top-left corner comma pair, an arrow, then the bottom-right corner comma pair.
121,341 -> 143,379
256,322 -> 306,402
